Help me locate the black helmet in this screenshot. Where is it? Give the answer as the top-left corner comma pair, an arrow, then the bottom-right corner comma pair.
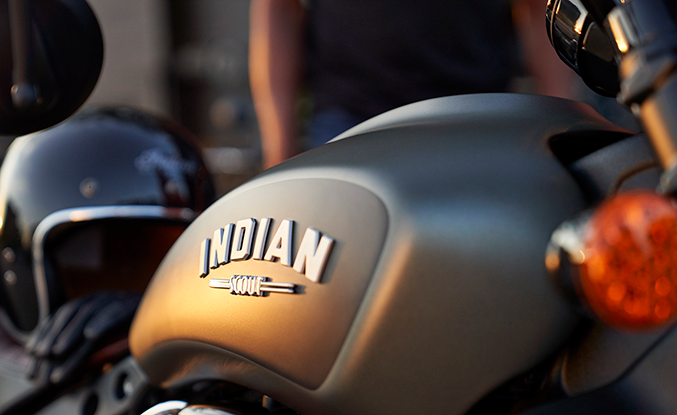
0,107 -> 215,341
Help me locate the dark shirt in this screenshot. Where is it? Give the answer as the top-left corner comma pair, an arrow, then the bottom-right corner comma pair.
306,0 -> 519,119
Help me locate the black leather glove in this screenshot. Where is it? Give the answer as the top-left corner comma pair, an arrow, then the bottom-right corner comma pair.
24,291 -> 141,385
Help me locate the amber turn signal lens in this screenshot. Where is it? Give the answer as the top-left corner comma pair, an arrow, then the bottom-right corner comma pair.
579,191 -> 677,330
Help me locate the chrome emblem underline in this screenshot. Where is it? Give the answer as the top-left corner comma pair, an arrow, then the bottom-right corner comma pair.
209,275 -> 296,296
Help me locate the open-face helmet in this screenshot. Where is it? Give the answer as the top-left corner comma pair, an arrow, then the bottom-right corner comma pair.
0,107 -> 215,341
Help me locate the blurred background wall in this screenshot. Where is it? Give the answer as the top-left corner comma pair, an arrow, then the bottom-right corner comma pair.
86,0 -> 171,115
85,0 -> 259,197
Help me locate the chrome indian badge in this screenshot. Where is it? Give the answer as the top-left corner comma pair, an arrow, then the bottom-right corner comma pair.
198,218 -> 335,284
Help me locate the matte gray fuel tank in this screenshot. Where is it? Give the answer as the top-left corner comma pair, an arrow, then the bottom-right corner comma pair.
130,94 -> 631,414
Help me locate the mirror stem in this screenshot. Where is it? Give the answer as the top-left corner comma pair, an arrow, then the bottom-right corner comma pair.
8,0 -> 43,111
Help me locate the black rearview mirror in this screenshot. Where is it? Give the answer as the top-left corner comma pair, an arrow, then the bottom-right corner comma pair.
0,0 -> 103,135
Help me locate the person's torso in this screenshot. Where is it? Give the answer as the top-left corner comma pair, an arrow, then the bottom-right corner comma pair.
306,0 -> 518,118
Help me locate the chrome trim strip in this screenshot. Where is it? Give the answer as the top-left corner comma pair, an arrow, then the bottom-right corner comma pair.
261,281 -> 296,289
179,406 -> 238,415
208,279 -> 230,289
32,206 -> 194,330
262,286 -> 296,294
140,400 -> 188,415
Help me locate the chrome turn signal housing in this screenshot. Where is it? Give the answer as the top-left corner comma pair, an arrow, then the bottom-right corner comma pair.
546,0 -> 620,96
548,190 -> 677,330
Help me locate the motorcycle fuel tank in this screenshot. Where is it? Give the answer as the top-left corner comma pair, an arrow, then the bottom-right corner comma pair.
130,94 -> 632,414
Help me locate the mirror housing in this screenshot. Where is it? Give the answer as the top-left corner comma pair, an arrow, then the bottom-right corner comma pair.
0,0 -> 103,135
546,0 -> 620,97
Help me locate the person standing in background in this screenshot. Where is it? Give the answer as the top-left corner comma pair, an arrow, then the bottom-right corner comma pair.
250,0 -> 576,169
